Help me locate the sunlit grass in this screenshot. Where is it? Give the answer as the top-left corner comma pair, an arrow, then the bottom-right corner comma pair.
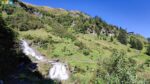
19,29 -> 150,82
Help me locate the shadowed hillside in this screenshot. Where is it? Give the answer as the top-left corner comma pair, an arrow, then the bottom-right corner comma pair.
0,16 -> 55,84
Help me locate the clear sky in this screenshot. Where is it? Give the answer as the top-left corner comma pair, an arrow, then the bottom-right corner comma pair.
22,0 -> 150,38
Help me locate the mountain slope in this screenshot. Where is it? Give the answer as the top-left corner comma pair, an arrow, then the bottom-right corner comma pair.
1,1 -> 150,83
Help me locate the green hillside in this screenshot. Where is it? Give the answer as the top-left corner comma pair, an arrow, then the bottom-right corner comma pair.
1,1 -> 150,84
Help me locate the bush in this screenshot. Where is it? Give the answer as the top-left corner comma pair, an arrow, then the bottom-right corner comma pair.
64,33 -> 76,41
110,37 -> 114,42
144,59 -> 150,67
83,49 -> 90,56
24,34 -> 34,40
127,48 -> 131,52
2,5 -> 15,15
5,9 -> 44,31
146,44 -> 150,56
94,50 -> 139,84
130,36 -> 143,50
117,28 -> 128,45
74,40 -> 86,50
33,37 -> 49,49
106,51 -> 138,83
51,23 -> 76,40
18,22 -> 29,31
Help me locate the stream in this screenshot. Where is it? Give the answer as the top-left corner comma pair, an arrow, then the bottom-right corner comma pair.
20,39 -> 69,81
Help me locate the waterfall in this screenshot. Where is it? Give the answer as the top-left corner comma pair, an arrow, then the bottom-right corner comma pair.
49,61 -> 69,80
20,39 -> 69,81
20,39 -> 44,61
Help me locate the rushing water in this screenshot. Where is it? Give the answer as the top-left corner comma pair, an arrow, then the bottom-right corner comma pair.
20,39 -> 69,81
21,40 -> 44,61
49,61 -> 69,80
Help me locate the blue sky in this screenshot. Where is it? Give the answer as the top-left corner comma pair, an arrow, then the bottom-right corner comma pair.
22,0 -> 150,38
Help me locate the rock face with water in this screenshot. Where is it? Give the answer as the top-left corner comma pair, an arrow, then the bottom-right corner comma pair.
20,39 -> 69,81
49,62 -> 69,80
21,40 -> 44,61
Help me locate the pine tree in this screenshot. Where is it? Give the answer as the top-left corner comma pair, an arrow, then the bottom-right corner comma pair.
117,28 -> 128,45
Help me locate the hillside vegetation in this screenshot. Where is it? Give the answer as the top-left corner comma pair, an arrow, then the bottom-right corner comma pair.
1,1 -> 150,84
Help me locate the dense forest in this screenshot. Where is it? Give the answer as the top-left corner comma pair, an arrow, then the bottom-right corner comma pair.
0,1 -> 150,84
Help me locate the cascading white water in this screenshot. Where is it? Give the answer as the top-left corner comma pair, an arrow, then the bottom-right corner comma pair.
49,62 -> 69,80
20,39 -> 69,81
21,40 -> 44,61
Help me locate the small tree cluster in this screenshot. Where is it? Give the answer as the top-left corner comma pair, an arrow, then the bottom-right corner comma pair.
5,8 -> 44,31
51,23 -> 76,40
117,28 -> 128,45
2,5 -> 15,15
130,36 -> 143,50
94,50 -> 138,84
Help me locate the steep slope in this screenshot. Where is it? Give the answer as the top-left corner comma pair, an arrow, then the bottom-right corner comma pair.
1,1 -> 150,83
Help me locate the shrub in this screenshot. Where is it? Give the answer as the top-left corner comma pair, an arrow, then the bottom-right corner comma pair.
110,37 -> 114,42
74,40 -> 86,50
127,48 -> 131,52
146,44 -> 150,56
74,66 -> 86,73
24,34 -> 34,40
44,25 -> 52,32
2,5 -> 15,15
94,50 -> 139,84
33,37 -> 49,49
64,33 -> 76,41
51,23 -> 76,40
117,28 -> 128,45
18,22 -> 29,31
83,49 -> 90,56
130,36 -> 143,50
144,59 -> 150,67
106,50 -> 138,83
5,8 -> 44,31
103,37 -> 106,40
